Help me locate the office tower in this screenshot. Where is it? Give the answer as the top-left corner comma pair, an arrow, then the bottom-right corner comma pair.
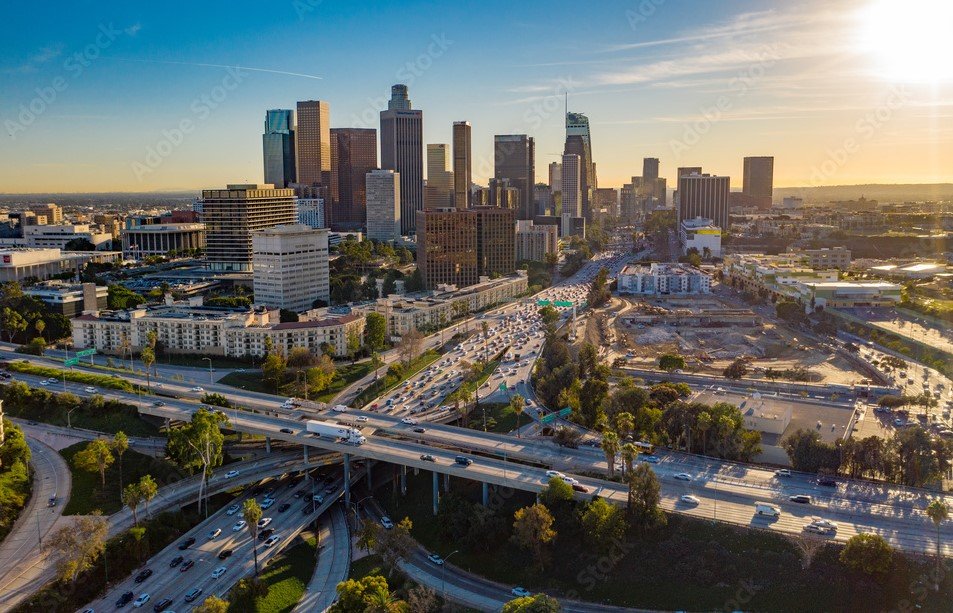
535,184 -> 553,216
515,219 -> 559,263
565,111 -> 594,220
563,135 -> 591,221
365,170 -> 401,242
494,134 -> 535,220
199,184 -> 297,272
677,173 -> 730,232
643,157 -> 660,182
329,128 -> 377,231
253,224 -> 329,312
416,209 -> 478,289
29,203 -> 63,224
425,144 -> 454,209
743,156 -> 774,209
487,178 -> 519,209
474,206 -> 516,278
380,84 -> 423,235
561,154 -> 582,217
452,121 -> 471,209
548,162 -> 561,191
594,188 -> 619,217
262,109 -> 296,188
676,166 -> 703,179
297,198 -> 327,229
295,100 -> 331,186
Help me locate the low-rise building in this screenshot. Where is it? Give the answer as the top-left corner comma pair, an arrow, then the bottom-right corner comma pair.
23,281 -> 107,317
789,247 -> 851,270
21,224 -> 113,250
679,217 -> 722,257
617,263 -> 711,295
121,215 -> 206,259
0,248 -> 121,283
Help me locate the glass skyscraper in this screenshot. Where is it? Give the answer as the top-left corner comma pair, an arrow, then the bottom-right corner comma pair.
263,109 -> 296,188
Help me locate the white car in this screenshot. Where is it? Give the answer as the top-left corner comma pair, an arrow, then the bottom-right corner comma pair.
84,386 -> 97,393
257,517 -> 272,529
133,593 -> 150,608
263,535 -> 280,547
226,503 -> 240,516
355,416 -> 369,422
560,475 -> 579,485
775,469 -> 792,478
224,470 -> 239,479
232,520 -> 246,531
680,495 -> 700,505
191,386 -> 204,392
211,566 -> 227,579
673,473 -> 693,481
39,380 -> 49,386
208,528 -> 222,539
511,587 -> 531,598
260,498 -> 276,510
380,516 -> 394,529
545,470 -> 565,480
401,417 -> 418,425
331,405 -> 348,412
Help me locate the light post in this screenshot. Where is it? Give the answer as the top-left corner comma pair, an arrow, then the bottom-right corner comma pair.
202,357 -> 213,384
441,549 -> 460,603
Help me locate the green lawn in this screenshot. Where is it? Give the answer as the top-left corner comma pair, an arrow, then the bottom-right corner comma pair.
61,442 -> 183,515
5,361 -> 134,391
219,369 -> 273,395
314,361 -> 373,403
348,553 -> 385,580
465,402 -> 518,433
352,350 -> 442,408
227,536 -> 317,613
219,360 -> 373,404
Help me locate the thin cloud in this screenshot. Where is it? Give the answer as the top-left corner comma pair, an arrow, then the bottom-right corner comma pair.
110,58 -> 323,80
125,23 -> 142,36
3,43 -> 64,74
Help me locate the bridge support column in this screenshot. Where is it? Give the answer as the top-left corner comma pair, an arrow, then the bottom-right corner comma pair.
265,437 -> 271,454
443,473 -> 450,492
303,446 -> 309,464
432,471 -> 439,516
482,482 -> 489,507
344,453 -> 351,510
366,462 -> 372,491
400,465 -> 407,495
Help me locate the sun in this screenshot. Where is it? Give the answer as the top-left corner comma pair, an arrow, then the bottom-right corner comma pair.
857,0 -> 953,82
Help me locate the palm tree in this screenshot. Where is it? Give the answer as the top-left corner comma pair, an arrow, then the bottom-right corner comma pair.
370,352 -> 384,380
122,483 -> 142,526
926,498 -> 949,585
615,412 -> 634,440
601,430 -> 620,478
243,499 -> 263,576
510,394 -> 525,438
697,411 -> 712,455
365,584 -> 404,612
141,347 -> 155,391
621,442 -> 638,476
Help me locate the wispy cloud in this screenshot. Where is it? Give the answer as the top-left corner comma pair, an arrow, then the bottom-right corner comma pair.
109,58 -> 323,80
124,23 -> 142,36
3,43 -> 64,74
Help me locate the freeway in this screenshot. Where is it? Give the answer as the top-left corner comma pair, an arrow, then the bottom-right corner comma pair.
293,504 -> 350,613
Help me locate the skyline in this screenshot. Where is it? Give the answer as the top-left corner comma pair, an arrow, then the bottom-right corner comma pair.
1,0 -> 952,193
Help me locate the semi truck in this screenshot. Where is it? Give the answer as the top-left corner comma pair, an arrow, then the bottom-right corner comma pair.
306,420 -> 366,445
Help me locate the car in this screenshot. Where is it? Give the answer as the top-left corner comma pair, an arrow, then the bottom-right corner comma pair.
84,386 -> 97,393
218,548 -> 233,560
420,454 -> 436,462
278,502 -> 291,513
258,528 -> 275,541
133,594 -> 150,608
293,489 -> 306,499
38,380 -> 49,386
152,400 -> 165,407
413,427 -> 426,433
331,405 -> 348,412
211,566 -> 227,579
805,518 -> 838,534
571,483 -> 590,493
380,516 -> 394,529
169,555 -> 183,568
427,553 -> 444,565
153,597 -> 173,612
789,495 -> 812,504
177,537 -> 195,550
134,568 -> 153,583
680,494 -> 700,505
356,416 -> 369,422
257,517 -> 272,529
208,528 -> 222,539
545,470 -> 565,479
116,591 -> 135,607
191,386 -> 204,392
280,428 -> 294,434
179,559 -> 194,572
809,517 -> 838,530
232,520 -> 246,531
312,493 -> 325,504
560,475 -> 579,485
226,503 -> 240,515
260,498 -> 276,510
263,535 -> 280,547
673,473 -> 693,481
401,417 -> 417,425
775,469 -> 792,477
816,477 -> 837,487
324,484 -> 336,494
184,587 -> 203,602
512,587 -> 531,598
224,470 -> 239,479
641,455 -> 660,464
454,455 -> 472,467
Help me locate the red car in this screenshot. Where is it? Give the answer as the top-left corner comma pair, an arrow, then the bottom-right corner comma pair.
571,483 -> 589,493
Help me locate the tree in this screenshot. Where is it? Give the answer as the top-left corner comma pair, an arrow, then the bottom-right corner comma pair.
782,429 -> 840,473
502,594 -> 562,612
122,482 -> 143,526
364,312 -> 387,352
33,318 -> 45,340
723,357 -> 749,379
511,503 -> 556,570
332,575 -> 400,613
658,353 -> 685,373
44,513 -> 108,583
140,347 -> 155,390
262,351 -> 287,394
73,439 -> 114,487
620,442 -> 638,475
580,497 -> 626,549
398,328 -> 424,364
538,305 -> 559,327
138,474 -> 158,517
840,533 -> 892,576
306,354 -> 337,396
626,463 -> 665,530
926,498 -> 948,583
539,476 -> 574,507
243,498 -> 263,575
346,328 -> 362,363
404,267 -> 424,292
112,431 -> 129,491
192,596 -> 229,613
2,307 -> 27,343
405,585 -> 439,613
600,430 -> 620,477
356,518 -> 380,555
129,525 -> 148,563
587,267 -> 611,308
511,394 -> 525,438
167,408 -> 227,515
776,300 -> 807,324
377,517 -> 414,577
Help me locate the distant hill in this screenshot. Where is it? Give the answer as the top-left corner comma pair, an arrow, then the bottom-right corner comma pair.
0,191 -> 198,209
773,184 -> 953,203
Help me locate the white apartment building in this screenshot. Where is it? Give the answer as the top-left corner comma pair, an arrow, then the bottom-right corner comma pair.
679,217 -> 722,257
253,224 -> 330,312
617,263 -> 711,295
366,169 -> 401,242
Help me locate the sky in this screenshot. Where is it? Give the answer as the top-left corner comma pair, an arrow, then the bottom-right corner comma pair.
1,0 -> 952,193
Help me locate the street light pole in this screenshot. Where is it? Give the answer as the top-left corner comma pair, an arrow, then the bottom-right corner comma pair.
442,549 -> 460,603
203,357 -> 213,384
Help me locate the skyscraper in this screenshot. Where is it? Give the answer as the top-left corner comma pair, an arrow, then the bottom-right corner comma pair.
329,128 -> 377,231
425,144 -> 454,209
643,157 -> 660,181
548,162 -> 561,191
452,121 -> 471,209
561,153 -> 582,217
677,173 -> 730,232
475,206 -> 516,278
365,169 -> 401,243
493,134 -> 535,220
417,209 -> 478,289
295,100 -> 331,186
380,85 -> 423,235
743,156 -> 775,209
262,110 -> 296,188
252,224 -> 329,312
566,111 -> 595,221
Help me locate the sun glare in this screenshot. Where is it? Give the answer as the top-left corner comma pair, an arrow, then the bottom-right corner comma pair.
858,0 -> 953,82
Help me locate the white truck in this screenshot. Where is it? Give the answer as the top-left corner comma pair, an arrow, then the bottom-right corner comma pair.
755,502 -> 781,517
306,420 -> 366,445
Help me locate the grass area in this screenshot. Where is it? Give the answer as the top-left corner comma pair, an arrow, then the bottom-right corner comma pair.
348,553 -> 385,580
219,369 -> 273,395
465,402 -> 517,433
314,361 -> 373,403
60,441 -> 183,515
4,360 -> 134,392
378,472 -> 953,612
219,359 -> 373,404
228,535 -> 317,613
352,350 -> 442,408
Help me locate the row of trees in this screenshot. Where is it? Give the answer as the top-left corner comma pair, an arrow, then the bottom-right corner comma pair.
0,282 -> 71,344
0,421 -> 31,542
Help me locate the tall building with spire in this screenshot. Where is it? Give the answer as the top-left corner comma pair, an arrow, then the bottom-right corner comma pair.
380,84 -> 423,235
295,100 -> 331,187
452,121 -> 471,209
565,111 -> 595,221
262,109 -> 296,188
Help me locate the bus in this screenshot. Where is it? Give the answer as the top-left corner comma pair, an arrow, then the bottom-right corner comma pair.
633,441 -> 655,454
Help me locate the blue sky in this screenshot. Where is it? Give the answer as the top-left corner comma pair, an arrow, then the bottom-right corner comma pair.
1,0 -> 951,192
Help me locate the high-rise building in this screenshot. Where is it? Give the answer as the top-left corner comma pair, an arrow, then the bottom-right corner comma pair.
676,173 -> 730,232
643,157 -> 660,181
29,203 -> 63,225
425,144 -> 454,209
548,162 -> 561,191
365,170 -> 401,243
295,100 -> 331,186
676,166 -> 703,179
452,121 -> 471,209
253,224 -> 329,312
515,219 -> 559,263
297,198 -> 326,229
494,135 -> 535,220
417,209 -> 478,289
743,156 -> 774,209
561,154 -> 582,217
329,128 -> 377,231
594,188 -> 619,217
535,184 -> 554,216
566,112 -> 595,220
262,109 -> 296,188
199,184 -> 297,272
474,206 -> 516,278
487,178 -> 520,210
380,85 -> 423,235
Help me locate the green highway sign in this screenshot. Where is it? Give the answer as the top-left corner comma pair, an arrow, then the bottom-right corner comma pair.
557,407 -> 572,418
554,300 -> 573,307
539,407 -> 573,425
536,300 -> 551,307
64,357 -> 79,367
498,382 -> 507,392
76,349 -> 96,357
